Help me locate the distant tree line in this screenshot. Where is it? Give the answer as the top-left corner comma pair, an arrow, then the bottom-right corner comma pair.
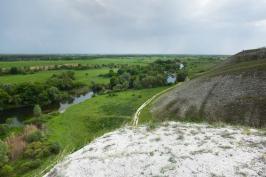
0,63 -> 125,76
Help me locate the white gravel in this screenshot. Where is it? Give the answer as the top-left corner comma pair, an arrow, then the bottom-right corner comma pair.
45,122 -> 266,177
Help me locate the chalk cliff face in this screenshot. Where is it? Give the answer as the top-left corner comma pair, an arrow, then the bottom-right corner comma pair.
44,122 -> 266,177
152,48 -> 266,127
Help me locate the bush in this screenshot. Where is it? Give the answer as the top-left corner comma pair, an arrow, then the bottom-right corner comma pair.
23,142 -> 50,159
33,104 -> 42,117
20,159 -> 41,173
0,140 -> 8,167
25,131 -> 43,143
9,67 -> 19,75
23,117 -> 45,127
0,164 -> 14,177
49,142 -> 60,154
0,124 -> 9,137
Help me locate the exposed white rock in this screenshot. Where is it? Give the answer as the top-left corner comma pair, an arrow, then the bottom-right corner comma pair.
45,122 -> 266,177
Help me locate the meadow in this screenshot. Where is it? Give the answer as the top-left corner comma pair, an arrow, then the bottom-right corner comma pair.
0,68 -> 111,85
0,57 -> 156,69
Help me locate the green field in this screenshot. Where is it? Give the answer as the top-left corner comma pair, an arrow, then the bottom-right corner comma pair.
0,68 -> 111,85
0,58 -> 155,68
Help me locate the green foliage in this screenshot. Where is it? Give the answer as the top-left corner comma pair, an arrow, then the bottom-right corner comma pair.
23,140 -> 61,160
48,142 -> 61,154
0,164 -> 14,177
176,69 -> 188,82
19,159 -> 41,173
0,71 -> 80,110
33,104 -> 42,117
9,67 -> 19,75
47,71 -> 76,90
23,142 -> 51,159
0,124 -> 9,138
0,140 -> 8,167
108,60 -> 180,91
25,131 -> 43,143
0,88 -> 10,110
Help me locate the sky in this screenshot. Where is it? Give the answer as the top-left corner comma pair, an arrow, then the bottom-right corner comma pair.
0,0 -> 266,54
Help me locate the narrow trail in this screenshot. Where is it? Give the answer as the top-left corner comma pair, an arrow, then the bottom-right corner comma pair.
132,83 -> 182,126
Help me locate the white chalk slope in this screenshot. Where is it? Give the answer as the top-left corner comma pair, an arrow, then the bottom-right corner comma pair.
45,122 -> 266,177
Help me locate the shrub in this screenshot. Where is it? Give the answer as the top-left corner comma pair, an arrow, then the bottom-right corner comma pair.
0,164 -> 14,177
0,140 -> 8,167
0,124 -> 9,137
9,67 -> 19,75
5,134 -> 26,160
23,124 -> 38,137
49,142 -> 60,154
33,104 -> 42,117
20,159 -> 41,173
25,131 -> 43,143
23,142 -> 50,159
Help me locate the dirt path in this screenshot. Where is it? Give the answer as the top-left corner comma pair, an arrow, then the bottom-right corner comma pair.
132,83 -> 181,126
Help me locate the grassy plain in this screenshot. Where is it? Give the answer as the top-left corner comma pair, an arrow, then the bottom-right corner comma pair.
0,57 -> 155,68
0,68 -> 111,85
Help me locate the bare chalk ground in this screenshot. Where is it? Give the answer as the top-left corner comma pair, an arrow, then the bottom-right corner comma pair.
45,122 -> 266,177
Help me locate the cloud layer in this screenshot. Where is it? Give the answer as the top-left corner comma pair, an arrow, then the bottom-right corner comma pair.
0,0 -> 266,54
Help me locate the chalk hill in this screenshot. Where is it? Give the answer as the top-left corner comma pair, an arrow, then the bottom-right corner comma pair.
152,48 -> 266,127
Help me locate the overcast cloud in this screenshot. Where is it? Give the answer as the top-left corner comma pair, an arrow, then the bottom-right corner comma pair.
0,0 -> 266,54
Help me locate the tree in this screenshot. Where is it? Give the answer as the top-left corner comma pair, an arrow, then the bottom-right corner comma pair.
176,69 -> 188,82
33,105 -> 42,117
110,77 -> 119,89
47,87 -> 61,102
0,89 -> 10,110
9,67 -> 19,75
108,70 -> 115,77
0,140 -> 8,167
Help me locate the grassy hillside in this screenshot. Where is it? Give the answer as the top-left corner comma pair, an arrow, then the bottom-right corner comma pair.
197,57 -> 266,79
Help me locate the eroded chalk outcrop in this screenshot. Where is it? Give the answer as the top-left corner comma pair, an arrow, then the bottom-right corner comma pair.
45,122 -> 266,177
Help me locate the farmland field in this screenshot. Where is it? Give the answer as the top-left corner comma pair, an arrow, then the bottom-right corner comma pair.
0,68 -> 111,85
0,57 -> 156,68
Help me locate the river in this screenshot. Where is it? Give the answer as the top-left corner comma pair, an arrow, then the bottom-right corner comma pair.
0,91 -> 94,125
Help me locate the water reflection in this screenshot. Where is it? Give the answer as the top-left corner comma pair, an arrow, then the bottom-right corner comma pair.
58,91 -> 94,113
167,75 -> 176,84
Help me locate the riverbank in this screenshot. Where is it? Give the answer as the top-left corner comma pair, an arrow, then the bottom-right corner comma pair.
0,86 -> 92,124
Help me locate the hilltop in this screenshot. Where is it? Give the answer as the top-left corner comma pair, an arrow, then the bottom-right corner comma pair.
152,48 -> 266,127
45,122 -> 266,177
